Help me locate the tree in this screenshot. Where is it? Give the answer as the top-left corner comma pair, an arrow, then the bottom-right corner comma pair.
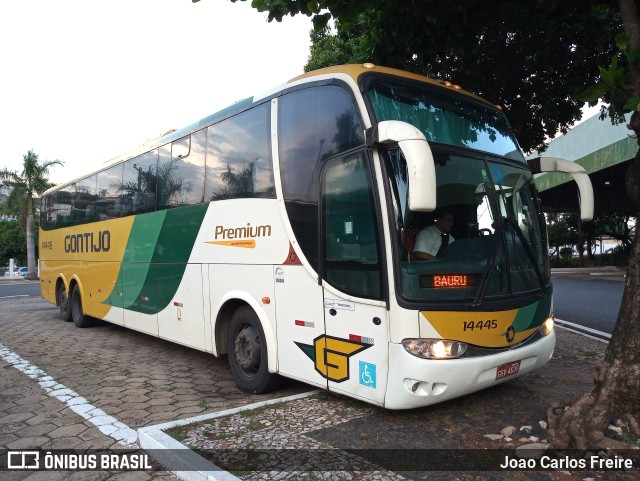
547,213 -> 634,267
0,221 -> 27,266
208,0 -> 640,448
215,0 -> 621,152
0,151 -> 62,280
546,214 -> 580,265
304,22 -> 368,72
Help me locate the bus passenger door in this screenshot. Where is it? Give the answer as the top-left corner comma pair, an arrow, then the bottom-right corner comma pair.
320,152 -> 389,406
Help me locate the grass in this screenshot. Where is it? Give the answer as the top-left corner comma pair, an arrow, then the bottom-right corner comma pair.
167,425 -> 190,443
312,390 -> 331,400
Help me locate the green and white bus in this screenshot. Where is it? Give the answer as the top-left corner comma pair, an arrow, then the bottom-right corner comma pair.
40,64 -> 593,409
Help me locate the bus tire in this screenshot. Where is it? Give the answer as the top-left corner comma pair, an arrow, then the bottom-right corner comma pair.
70,284 -> 95,328
57,282 -> 72,322
228,306 -> 280,394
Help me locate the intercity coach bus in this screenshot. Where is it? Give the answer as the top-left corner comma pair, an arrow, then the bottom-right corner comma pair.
39,64 -> 593,409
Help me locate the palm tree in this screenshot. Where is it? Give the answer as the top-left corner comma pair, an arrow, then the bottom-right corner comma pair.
0,151 -> 62,280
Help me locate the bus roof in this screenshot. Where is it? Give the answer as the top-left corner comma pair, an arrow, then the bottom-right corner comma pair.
288,64 -> 496,108
44,64 -> 499,195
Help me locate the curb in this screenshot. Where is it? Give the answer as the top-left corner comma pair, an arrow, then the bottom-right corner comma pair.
137,391 -> 318,481
551,267 -> 625,277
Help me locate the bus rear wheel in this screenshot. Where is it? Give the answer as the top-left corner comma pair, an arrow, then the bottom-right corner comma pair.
228,306 -> 280,394
56,282 -> 72,322
70,284 -> 95,328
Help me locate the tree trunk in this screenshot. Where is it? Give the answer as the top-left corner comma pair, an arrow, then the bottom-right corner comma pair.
25,214 -> 37,280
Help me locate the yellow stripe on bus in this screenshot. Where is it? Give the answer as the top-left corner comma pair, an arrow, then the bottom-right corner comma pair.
41,217 -> 136,319
421,310 -> 538,348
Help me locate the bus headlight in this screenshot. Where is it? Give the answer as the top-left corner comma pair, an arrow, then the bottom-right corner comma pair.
402,339 -> 468,359
539,317 -> 554,336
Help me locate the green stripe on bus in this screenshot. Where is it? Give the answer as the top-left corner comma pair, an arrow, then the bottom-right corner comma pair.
120,210 -> 167,309
126,203 -> 208,314
511,294 -> 552,332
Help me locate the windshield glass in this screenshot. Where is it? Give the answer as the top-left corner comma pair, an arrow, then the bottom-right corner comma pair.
383,149 -> 549,303
367,77 -> 525,162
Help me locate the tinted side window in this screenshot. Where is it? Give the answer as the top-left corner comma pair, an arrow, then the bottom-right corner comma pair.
205,103 -> 274,201
96,164 -> 124,220
40,194 -> 54,230
279,85 -> 364,268
55,185 -> 74,227
322,152 -> 382,299
158,131 -> 206,209
121,150 -> 158,215
73,175 -> 97,225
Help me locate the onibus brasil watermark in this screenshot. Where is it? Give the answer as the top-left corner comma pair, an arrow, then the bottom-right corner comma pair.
4,450 -> 153,471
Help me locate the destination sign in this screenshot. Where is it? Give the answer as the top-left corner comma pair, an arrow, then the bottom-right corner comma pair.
419,273 -> 481,289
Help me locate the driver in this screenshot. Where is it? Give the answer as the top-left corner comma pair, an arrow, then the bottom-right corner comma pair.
414,210 -> 455,260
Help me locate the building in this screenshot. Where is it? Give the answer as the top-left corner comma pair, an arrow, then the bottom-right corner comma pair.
533,113 -> 637,215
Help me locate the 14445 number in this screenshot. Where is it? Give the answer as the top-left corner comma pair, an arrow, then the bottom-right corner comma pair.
463,320 -> 498,331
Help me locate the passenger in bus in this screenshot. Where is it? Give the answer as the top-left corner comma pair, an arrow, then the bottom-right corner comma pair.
414,210 -> 455,260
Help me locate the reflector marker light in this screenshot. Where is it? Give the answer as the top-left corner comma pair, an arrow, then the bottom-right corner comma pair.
295,320 -> 315,328
173,302 -> 183,307
349,334 -> 374,345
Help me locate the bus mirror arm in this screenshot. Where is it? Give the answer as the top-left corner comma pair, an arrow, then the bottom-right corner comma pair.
370,121 -> 437,212
528,157 -> 594,221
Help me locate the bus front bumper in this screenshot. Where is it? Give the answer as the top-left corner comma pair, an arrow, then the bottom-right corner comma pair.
384,330 -> 556,409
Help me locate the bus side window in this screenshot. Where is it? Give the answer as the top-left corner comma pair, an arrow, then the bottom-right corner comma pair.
40,194 -> 53,230
73,175 -> 97,225
121,150 -> 158,215
205,103 -> 273,201
158,131 -> 206,209
322,152 -> 382,300
56,185 -> 74,227
279,84 -> 365,269
95,163 -> 124,220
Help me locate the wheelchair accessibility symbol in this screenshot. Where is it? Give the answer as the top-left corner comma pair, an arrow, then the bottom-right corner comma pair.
359,361 -> 376,389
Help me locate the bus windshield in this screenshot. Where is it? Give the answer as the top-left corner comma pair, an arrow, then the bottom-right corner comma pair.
367,77 -> 525,162
383,149 -> 550,303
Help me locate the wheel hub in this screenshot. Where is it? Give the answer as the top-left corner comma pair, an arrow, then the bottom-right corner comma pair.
234,325 -> 261,373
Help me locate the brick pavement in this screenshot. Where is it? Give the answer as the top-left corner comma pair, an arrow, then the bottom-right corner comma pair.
0,290 -> 308,479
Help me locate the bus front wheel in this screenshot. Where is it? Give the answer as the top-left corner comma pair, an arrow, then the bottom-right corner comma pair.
57,282 -> 72,322
228,306 -> 280,394
70,284 -> 95,328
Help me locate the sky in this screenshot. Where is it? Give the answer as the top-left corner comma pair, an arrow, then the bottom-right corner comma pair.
1,0 -> 312,185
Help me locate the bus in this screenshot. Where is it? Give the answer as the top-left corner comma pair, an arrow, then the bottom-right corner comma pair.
39,64 -> 593,409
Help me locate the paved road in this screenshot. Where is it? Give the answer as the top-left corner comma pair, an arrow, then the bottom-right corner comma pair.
551,275 -> 624,336
0,277 -> 629,479
0,280 -> 40,299
0,292 -> 308,480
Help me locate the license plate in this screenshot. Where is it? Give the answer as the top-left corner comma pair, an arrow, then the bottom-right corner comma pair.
496,360 -> 521,380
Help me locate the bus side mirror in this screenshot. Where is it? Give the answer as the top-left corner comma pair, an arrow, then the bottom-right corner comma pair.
528,157 -> 594,221
372,120 -> 437,212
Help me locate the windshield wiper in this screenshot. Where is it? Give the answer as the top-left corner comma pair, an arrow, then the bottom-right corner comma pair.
504,216 -> 548,294
472,231 -> 501,307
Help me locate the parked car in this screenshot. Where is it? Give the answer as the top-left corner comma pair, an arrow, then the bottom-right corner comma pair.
2,266 -> 26,277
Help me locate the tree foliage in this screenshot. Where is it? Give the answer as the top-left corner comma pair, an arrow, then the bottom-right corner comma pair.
219,0 -> 622,153
0,151 -> 60,229
547,212 -> 634,266
0,221 -> 27,266
0,151 -> 62,279
304,23 -> 368,72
